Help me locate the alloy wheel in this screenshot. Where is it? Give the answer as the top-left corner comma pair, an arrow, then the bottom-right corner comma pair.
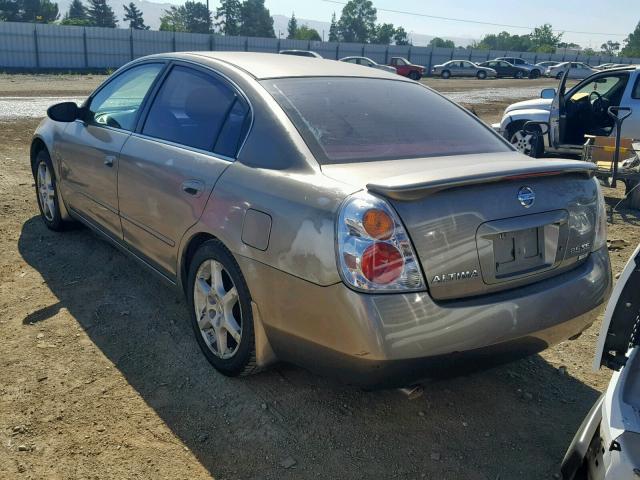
510,130 -> 534,156
193,259 -> 242,359
37,161 -> 56,221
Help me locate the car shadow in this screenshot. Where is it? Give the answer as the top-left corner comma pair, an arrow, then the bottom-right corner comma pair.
18,215 -> 602,480
605,193 -> 640,227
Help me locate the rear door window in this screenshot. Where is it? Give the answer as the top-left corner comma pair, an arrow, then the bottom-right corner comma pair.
142,65 -> 239,153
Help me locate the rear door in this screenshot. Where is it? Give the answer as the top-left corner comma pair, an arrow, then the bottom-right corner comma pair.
117,62 -> 251,276
58,62 -> 164,238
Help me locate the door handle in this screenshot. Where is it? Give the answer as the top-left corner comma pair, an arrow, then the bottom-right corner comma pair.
104,155 -> 115,167
181,180 -> 205,197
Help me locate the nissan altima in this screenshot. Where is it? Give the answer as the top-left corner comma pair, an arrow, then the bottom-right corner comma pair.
32,52 -> 611,387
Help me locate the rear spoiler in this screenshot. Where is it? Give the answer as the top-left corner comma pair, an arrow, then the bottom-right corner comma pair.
367,161 -> 595,201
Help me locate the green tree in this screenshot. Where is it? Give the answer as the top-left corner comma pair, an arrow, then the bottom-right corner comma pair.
87,0 -> 117,27
214,0 -> 241,36
328,12 -> 339,42
160,5 -> 185,31
428,37 -> 455,48
287,11 -> 297,39
337,0 -> 376,43
393,26 -> 409,45
239,0 -> 274,38
476,31 -> 533,51
621,21 -> 640,57
160,1 -> 210,33
293,24 -> 320,41
583,47 -> 597,56
61,0 -> 90,24
1,0 -> 59,22
372,22 -> 395,44
123,1 -> 148,29
529,23 -> 562,52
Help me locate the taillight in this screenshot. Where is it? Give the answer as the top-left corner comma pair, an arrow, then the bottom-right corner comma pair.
337,191 -> 425,292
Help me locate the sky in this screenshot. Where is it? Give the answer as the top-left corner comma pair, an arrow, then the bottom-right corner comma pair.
253,0 -> 637,47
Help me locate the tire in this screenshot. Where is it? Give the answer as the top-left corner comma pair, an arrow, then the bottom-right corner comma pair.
187,239 -> 258,377
625,180 -> 640,210
529,69 -> 541,79
508,123 -> 544,158
477,70 -> 487,80
515,71 -> 524,79
33,149 -> 67,231
441,70 -> 450,79
408,70 -> 421,81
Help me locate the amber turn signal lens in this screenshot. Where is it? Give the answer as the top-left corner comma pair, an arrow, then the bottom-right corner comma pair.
362,209 -> 394,240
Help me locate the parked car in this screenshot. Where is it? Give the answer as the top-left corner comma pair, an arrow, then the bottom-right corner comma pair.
388,56 -> 425,80
432,60 -> 496,79
546,62 -> 598,79
493,66 -> 640,158
561,243 -> 640,480
339,56 -> 396,73
34,52 -> 611,388
594,63 -> 616,71
279,49 -> 322,59
536,61 -> 560,69
495,57 -> 542,78
478,60 -> 528,79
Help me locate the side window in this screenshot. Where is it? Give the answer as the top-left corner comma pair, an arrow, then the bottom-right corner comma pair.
88,63 -> 163,131
633,76 -> 640,99
142,65 -> 237,152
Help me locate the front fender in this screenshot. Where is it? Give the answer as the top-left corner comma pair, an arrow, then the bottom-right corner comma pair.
499,109 -> 551,137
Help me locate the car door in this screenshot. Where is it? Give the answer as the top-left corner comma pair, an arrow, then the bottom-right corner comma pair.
58,62 -> 165,238
117,63 -> 250,277
462,61 -> 476,77
549,69 -> 570,148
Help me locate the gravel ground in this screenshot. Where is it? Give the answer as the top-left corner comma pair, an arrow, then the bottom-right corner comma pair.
0,74 -> 638,480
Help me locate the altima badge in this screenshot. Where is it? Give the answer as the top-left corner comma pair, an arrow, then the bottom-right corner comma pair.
517,186 -> 535,208
432,270 -> 479,284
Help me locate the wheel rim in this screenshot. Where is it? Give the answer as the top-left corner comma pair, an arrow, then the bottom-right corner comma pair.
37,161 -> 56,221
510,130 -> 533,155
193,259 -> 242,359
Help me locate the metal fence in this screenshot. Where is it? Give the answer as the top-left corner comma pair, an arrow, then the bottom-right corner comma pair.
2,21 -> 639,72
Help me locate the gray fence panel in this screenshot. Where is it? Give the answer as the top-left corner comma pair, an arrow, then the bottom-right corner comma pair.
407,46 -> 430,67
470,49 -> 490,63
387,45 -> 411,58
550,53 -> 566,62
215,35 -> 247,51
505,50 -> 524,58
489,50 -> 507,59
0,22 -> 37,68
86,27 -> 130,68
363,44 -> 387,64
520,52 -> 537,63
175,31 -> 209,52
309,40 -> 337,59
131,29 -> 172,58
632,58 -> 640,65
279,38 -> 309,51
455,48 -> 472,60
247,36 -> 278,53
338,42 -> 364,58
36,23 -> 85,69
431,47 -> 453,66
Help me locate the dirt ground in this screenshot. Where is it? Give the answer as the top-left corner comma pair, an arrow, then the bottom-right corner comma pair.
0,74 -> 638,480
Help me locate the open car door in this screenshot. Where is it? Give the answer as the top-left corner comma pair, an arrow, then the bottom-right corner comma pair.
549,69 -> 571,148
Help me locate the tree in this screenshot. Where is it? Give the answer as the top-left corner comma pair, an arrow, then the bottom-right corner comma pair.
1,0 -> 59,22
372,23 -> 395,44
328,12 -> 339,42
160,6 -> 184,31
393,26 -> 409,45
293,25 -> 320,41
529,23 -> 562,52
558,42 -> 580,49
337,0 -> 376,43
476,31 -> 532,51
160,1 -> 210,33
215,0 -> 241,36
123,1 -> 148,29
621,21 -> 640,57
287,11 -> 297,39
239,0 -> 274,38
428,37 -> 455,48
87,0 -> 117,27
61,0 -> 90,25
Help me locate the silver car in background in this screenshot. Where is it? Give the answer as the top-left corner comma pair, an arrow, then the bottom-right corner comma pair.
338,56 -> 396,74
32,52 -> 610,388
432,60 -> 497,79
547,62 -> 598,79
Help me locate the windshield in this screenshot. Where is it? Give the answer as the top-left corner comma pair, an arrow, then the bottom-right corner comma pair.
262,77 -> 510,164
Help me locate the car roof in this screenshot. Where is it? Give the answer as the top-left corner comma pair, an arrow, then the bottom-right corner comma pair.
143,52 -> 403,80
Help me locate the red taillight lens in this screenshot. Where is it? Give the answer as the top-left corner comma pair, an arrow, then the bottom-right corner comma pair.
361,242 -> 404,284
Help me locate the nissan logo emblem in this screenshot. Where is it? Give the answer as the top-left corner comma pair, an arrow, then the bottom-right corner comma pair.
517,186 -> 535,208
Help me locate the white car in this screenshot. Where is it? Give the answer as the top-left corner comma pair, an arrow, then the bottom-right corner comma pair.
547,62 -> 598,79
338,56 -> 396,74
493,65 -> 640,158
561,243 -> 640,480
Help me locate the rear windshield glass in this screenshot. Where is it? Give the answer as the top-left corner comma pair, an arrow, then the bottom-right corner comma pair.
262,77 -> 510,164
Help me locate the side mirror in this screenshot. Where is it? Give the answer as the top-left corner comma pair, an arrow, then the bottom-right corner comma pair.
47,102 -> 80,122
540,88 -> 556,99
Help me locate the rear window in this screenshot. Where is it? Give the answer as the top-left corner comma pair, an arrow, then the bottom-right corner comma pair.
262,77 -> 510,164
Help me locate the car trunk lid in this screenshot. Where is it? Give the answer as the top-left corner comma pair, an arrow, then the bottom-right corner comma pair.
323,152 -> 599,300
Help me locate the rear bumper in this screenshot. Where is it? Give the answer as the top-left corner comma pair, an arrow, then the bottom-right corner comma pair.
240,247 -> 611,388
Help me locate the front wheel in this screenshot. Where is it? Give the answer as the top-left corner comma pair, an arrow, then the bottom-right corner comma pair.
441,70 -> 451,79
515,71 -> 524,79
529,69 -> 541,79
187,240 -> 258,377
477,70 -> 487,80
34,149 -> 67,231
408,71 -> 421,81
509,125 -> 544,158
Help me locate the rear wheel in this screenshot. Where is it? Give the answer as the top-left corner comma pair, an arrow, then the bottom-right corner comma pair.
529,69 -> 541,79
408,70 -> 421,81
477,70 -> 487,80
34,149 -> 67,231
625,180 -> 640,210
441,70 -> 451,79
187,240 -> 258,377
